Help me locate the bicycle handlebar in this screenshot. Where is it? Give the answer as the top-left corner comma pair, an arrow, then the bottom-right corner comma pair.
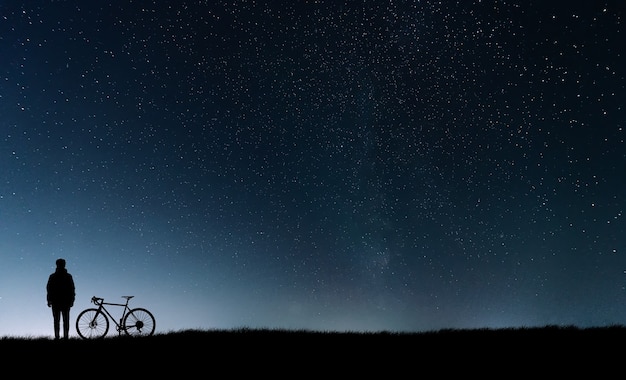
91,296 -> 104,305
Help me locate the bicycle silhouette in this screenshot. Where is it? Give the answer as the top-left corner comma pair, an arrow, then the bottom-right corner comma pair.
76,296 -> 156,339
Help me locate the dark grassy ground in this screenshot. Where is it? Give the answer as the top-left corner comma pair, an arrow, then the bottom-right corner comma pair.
4,325 -> 624,375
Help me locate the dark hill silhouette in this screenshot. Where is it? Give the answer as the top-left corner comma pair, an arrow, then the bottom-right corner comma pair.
2,325 -> 622,375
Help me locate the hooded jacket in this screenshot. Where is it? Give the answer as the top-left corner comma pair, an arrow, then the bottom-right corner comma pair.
46,267 -> 75,308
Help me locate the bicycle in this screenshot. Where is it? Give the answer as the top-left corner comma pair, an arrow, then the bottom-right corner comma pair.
75,295 -> 156,339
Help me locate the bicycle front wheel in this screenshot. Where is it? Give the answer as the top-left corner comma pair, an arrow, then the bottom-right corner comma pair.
76,308 -> 109,339
123,308 -> 156,337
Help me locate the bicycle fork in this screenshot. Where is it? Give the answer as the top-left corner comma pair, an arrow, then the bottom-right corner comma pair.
90,307 -> 104,329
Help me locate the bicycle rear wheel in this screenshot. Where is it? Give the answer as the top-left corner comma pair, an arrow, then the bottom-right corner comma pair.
76,308 -> 109,339
123,307 -> 156,336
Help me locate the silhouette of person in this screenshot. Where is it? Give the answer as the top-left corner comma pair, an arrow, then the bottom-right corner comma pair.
46,258 -> 75,340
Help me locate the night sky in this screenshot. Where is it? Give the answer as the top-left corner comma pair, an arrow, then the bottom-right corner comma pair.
0,1 -> 624,338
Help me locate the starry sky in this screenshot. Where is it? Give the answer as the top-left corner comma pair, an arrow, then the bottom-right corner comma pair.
0,1 -> 624,338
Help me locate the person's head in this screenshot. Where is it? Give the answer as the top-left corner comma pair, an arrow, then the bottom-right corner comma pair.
56,258 -> 66,269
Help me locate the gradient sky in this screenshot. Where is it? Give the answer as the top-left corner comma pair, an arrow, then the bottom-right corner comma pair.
0,1 -> 624,338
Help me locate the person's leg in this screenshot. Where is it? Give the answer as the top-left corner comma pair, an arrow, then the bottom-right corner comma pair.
61,308 -> 70,339
51,307 -> 61,339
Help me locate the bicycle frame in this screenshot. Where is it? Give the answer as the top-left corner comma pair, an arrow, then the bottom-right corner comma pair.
92,296 -> 133,332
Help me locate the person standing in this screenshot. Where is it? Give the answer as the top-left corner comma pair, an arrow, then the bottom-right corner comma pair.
46,258 -> 76,340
